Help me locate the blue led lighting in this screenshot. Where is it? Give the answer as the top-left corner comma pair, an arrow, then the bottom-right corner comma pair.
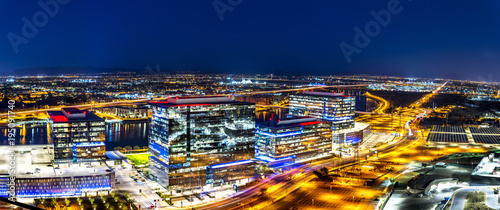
14,182 -> 111,198
256,126 -> 304,138
323,116 -> 353,121
255,155 -> 295,163
73,142 -> 105,147
149,141 -> 169,163
210,159 -> 254,169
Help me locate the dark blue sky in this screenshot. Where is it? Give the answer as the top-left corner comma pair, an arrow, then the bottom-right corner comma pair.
1,0 -> 500,81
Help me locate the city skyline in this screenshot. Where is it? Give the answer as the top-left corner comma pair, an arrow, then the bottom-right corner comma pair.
3,1 -> 500,209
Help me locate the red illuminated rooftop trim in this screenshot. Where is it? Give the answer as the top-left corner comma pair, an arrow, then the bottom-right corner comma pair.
49,115 -> 68,122
151,102 -> 215,107
299,121 -> 323,126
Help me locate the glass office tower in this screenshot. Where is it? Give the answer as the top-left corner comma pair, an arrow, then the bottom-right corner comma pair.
148,96 -> 256,192
255,117 -> 332,163
289,91 -> 356,132
47,108 -> 106,163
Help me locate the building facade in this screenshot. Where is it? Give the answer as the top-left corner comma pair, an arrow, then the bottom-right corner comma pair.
289,91 -> 371,155
289,91 -> 355,132
148,96 -> 256,192
95,103 -> 149,119
255,117 -> 332,163
0,145 -> 114,198
47,108 -> 106,163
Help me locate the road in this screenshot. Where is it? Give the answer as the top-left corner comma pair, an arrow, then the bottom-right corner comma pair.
114,163 -> 167,210
189,135 -> 417,210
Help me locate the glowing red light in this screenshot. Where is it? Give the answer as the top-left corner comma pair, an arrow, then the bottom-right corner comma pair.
50,115 -> 68,122
299,121 -> 322,126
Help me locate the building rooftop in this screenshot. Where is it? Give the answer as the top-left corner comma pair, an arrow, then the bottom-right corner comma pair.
149,96 -> 254,107
472,155 -> 500,178
258,117 -> 323,128
297,91 -> 353,98
47,108 -> 104,123
0,145 -> 113,178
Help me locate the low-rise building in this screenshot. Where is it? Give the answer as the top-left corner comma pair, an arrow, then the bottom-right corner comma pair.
0,145 -> 114,198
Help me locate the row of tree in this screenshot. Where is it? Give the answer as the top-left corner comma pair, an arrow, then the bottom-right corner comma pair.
113,146 -> 148,151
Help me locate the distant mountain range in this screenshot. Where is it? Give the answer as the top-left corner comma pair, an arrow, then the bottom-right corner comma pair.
6,66 -> 140,75
2,66 -> 207,75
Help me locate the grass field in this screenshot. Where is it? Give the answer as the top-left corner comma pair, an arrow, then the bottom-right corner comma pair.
125,153 -> 151,166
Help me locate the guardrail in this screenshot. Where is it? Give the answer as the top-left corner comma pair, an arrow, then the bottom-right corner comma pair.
379,182 -> 397,210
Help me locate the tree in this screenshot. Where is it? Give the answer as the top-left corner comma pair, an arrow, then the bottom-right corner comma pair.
51,198 -> 58,208
125,146 -> 132,150
320,167 -> 328,175
133,146 -> 140,150
114,147 -> 123,151
123,193 -> 131,201
101,194 -> 107,203
89,197 -> 95,204
313,170 -> 325,180
65,198 -> 71,206
142,146 -> 148,149
77,197 -> 83,205
314,167 -> 331,182
259,188 -> 268,197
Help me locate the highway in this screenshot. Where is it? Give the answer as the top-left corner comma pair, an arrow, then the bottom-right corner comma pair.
187,136 -> 417,210
187,82 -> 447,210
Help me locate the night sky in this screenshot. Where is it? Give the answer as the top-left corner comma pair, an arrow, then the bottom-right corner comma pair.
1,0 -> 500,81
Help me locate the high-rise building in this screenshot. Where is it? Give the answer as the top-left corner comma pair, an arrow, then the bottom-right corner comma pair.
289,91 -> 355,132
148,96 -> 256,192
289,91 -> 370,154
47,108 -> 106,163
255,117 -> 332,163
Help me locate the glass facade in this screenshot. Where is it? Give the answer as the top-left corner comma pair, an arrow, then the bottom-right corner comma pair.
148,97 -> 256,191
256,118 -> 332,162
15,174 -> 113,198
289,91 -> 355,132
48,109 -> 106,163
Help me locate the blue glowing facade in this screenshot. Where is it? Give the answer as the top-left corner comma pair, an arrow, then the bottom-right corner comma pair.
148,97 -> 256,191
14,175 -> 113,198
0,173 -> 114,198
289,91 -> 355,132
256,118 -> 332,162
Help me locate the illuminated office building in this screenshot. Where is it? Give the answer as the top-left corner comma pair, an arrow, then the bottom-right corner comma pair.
47,108 -> 106,163
289,91 -> 370,153
148,96 -> 256,192
255,117 -> 332,164
289,91 -> 355,132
